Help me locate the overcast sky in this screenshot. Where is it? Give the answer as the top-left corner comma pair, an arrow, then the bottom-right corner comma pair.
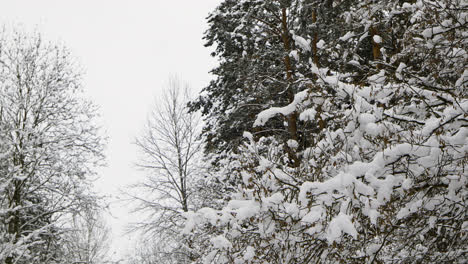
0,0 -> 220,259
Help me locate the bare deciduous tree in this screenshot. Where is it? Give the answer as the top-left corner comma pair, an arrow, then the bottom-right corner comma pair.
128,77 -> 203,263
62,208 -> 111,264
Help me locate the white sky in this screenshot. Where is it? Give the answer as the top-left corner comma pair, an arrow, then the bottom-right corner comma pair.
0,0 -> 219,260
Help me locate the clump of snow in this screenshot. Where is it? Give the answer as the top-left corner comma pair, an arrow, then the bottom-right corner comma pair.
359,32 -> 369,42
396,62 -> 407,80
396,62 -> 407,73
326,213 -> 358,243
243,246 -> 255,261
358,113 -> 381,136
420,117 -> 440,136
368,70 -> 386,84
421,28 -> 433,38
257,157 -> 273,171
290,50 -> 299,61
376,175 -> 397,203
254,89 -> 308,126
402,2 -> 413,9
211,235 -> 232,249
299,108 -> 317,121
292,34 -> 311,52
243,131 -> 254,142
284,202 -> 300,217
302,206 -> 324,224
287,139 -> 299,149
396,199 -> 423,219
198,207 -> 221,225
401,179 -> 412,190
262,193 -> 284,207
410,10 -> 423,24
365,122 -> 382,136
339,31 -> 355,41
366,243 -> 381,256
421,26 -> 448,39
182,211 -> 196,234
446,127 -> 468,146
359,113 -> 376,125
462,221 -> 468,231
348,60 -> 360,66
241,171 -> 252,186
316,39 -> 325,49
227,200 -> 260,221
373,35 -> 382,44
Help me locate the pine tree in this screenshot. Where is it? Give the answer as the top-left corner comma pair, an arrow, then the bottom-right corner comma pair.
186,0 -> 467,263
191,0 -> 330,155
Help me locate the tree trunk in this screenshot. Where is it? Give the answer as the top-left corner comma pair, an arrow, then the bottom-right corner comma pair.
371,26 -> 381,65
280,7 -> 300,167
312,9 -> 319,66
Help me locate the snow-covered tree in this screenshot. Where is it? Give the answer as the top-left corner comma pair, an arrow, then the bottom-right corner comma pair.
0,29 -> 105,263
190,0 -> 323,157
185,0 -> 467,263
62,208 -> 111,264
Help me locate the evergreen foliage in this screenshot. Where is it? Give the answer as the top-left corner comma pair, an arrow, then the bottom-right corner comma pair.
185,0 -> 467,263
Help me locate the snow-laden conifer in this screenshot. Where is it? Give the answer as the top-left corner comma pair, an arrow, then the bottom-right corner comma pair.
186,0 -> 467,263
